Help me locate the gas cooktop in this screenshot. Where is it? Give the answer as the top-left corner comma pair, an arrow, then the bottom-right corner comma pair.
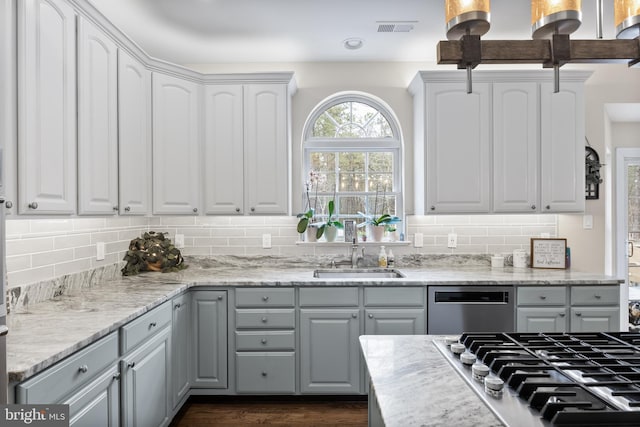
434,332 -> 640,427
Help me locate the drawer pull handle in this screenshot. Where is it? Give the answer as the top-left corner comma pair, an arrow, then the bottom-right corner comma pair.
78,365 -> 89,373
128,362 -> 136,369
576,312 -> 582,317
261,338 -> 267,344
261,317 -> 268,323
595,295 -> 602,299
262,296 -> 269,301
149,322 -> 157,328
261,371 -> 267,377
368,314 -> 374,319
351,313 -> 357,318
559,313 -> 566,317
539,296 -> 546,300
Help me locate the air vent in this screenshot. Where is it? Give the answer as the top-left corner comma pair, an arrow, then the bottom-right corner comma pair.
376,21 -> 417,33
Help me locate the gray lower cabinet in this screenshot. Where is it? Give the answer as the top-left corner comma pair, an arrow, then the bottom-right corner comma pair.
364,309 -> 426,335
570,286 -> 620,332
121,326 -> 172,427
299,308 -> 361,394
64,365 -> 120,427
191,290 -> 228,388
517,307 -> 568,333
171,293 -> 191,409
235,352 -> 295,393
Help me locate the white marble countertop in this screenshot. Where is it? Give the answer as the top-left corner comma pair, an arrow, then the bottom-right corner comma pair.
360,335 -> 502,427
7,255 -> 623,383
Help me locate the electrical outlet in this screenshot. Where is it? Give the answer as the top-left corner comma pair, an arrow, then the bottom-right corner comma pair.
96,242 -> 105,261
174,234 -> 185,249
447,233 -> 457,248
414,233 -> 424,248
262,233 -> 272,249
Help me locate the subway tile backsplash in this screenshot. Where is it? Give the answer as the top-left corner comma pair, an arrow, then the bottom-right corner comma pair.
5,214 -> 557,290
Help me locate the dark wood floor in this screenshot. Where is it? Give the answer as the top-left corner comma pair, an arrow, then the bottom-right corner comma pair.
170,396 -> 368,427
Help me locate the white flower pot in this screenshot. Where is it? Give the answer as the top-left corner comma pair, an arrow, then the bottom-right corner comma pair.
324,226 -> 337,242
306,226 -> 318,242
370,225 -> 385,242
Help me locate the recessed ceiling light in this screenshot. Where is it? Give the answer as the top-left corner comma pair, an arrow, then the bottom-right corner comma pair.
343,38 -> 364,50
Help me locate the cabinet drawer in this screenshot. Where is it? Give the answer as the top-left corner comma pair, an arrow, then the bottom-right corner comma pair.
364,287 -> 424,307
235,309 -> 295,329
571,286 -> 619,306
236,352 -> 295,393
235,331 -> 295,351
235,288 -> 295,307
121,301 -> 172,354
299,287 -> 359,307
16,332 -> 118,404
517,286 -> 566,306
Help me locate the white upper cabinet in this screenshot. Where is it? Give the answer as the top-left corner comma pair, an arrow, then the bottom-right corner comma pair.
0,0 -> 17,214
152,72 -> 202,215
77,17 -> 118,215
425,82 -> 491,214
203,80 -> 292,216
493,82 -> 539,213
17,0 -> 77,214
118,49 -> 151,215
540,82 -> 585,213
244,84 -> 289,215
204,85 -> 245,215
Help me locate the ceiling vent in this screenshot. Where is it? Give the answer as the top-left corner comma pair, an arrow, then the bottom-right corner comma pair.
376,21 -> 417,33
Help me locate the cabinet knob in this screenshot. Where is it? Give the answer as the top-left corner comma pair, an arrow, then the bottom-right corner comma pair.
262,296 -> 269,301
174,303 -> 182,309
261,317 -> 268,323
124,206 -> 131,212
78,365 -> 89,373
368,314 -> 374,319
128,362 -> 136,368
217,295 -> 223,300
261,338 -> 267,344
113,206 -> 118,211
594,295 -> 601,299
559,313 -> 566,317
235,207 -> 240,213
251,207 -> 256,212
430,206 -> 435,211
28,202 -> 38,210
539,295 -> 546,300
149,322 -> 157,328
545,205 -> 551,210
4,200 -> 12,209
113,372 -> 121,380
351,313 -> 357,318
193,208 -> 198,213
531,205 -> 536,210
261,371 -> 267,377
575,312 -> 582,317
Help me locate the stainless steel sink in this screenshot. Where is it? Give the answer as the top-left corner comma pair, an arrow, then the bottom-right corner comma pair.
313,268 -> 405,279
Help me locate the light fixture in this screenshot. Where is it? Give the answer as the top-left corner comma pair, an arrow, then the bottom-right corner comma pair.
444,0 -> 491,93
343,38 -> 364,50
437,0 -> 640,93
616,0 -> 640,39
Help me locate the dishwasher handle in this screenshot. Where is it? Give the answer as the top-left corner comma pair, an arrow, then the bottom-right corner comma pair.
433,290 -> 510,304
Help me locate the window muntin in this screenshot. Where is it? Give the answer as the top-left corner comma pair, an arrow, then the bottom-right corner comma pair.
302,94 -> 402,228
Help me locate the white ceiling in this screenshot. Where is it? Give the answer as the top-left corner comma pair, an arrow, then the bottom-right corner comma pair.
88,0 -> 618,65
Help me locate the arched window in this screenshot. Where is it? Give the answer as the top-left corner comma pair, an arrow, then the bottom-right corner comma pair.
301,92 -> 403,235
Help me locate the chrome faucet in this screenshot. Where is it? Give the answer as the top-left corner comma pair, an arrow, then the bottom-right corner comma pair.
330,240 -> 365,269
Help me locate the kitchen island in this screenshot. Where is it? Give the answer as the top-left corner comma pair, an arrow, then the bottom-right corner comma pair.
359,335 -> 502,426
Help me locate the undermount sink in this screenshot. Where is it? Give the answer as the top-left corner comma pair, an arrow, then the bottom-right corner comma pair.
313,268 -> 405,279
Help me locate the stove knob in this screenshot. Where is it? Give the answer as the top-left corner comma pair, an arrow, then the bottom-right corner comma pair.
472,362 -> 490,382
444,336 -> 460,346
450,343 -> 466,356
460,352 -> 476,366
484,376 -> 504,398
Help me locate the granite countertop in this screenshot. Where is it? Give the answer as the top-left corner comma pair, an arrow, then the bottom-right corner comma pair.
360,335 -> 502,427
7,255 -> 623,383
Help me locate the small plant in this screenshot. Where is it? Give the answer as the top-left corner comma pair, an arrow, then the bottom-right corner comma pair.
297,170 -> 321,234
315,199 -> 344,239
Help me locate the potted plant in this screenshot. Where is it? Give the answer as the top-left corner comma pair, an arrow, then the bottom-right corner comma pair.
358,184 -> 401,241
315,199 -> 343,242
297,170 -> 321,241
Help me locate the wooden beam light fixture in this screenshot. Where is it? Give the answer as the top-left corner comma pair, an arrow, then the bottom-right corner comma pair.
438,0 -> 640,93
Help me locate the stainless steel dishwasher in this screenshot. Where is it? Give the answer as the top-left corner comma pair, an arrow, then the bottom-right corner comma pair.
428,286 -> 514,334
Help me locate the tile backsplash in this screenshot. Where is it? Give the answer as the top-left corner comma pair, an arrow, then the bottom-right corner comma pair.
5,214 -> 557,289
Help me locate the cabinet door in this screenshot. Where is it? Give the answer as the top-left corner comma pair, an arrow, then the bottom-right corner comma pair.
204,85 -> 245,214
540,82 -> 585,213
517,307 -> 567,333
77,17 -> 118,215
118,49 -> 151,215
17,0 -> 76,214
64,365 -> 120,427
152,72 -> 201,215
1,0 -> 17,215
570,307 -> 619,332
191,291 -> 228,388
122,327 -> 171,427
171,294 -> 190,410
425,83 -> 490,213
244,84 -> 289,215
300,309 -> 361,394
364,309 -> 425,335
235,352 -> 295,394
493,82 -> 539,212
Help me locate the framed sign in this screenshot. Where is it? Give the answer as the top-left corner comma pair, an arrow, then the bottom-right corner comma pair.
530,238 -> 567,269
344,220 -> 356,243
